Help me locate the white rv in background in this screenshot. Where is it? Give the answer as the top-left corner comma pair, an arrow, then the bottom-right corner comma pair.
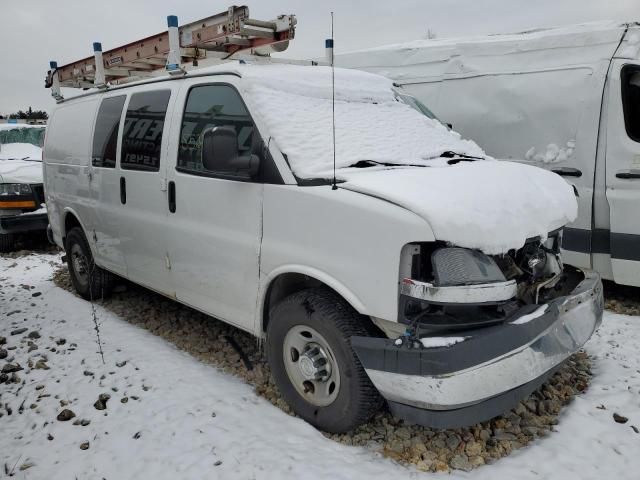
337,22 -> 640,287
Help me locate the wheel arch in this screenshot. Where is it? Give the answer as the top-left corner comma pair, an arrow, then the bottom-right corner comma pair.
259,266 -> 368,335
61,208 -> 92,251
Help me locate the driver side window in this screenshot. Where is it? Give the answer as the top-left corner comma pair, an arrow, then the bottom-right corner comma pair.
177,84 -> 255,175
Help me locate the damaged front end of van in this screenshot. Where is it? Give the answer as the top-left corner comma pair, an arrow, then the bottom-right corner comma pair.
351,230 -> 603,428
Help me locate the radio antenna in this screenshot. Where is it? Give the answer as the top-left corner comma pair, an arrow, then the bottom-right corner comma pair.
328,12 -> 337,190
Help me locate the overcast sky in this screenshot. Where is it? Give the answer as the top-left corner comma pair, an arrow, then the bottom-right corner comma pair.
1,0 -> 639,114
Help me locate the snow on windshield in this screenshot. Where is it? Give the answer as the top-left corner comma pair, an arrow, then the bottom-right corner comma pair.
242,65 -> 485,179
0,142 -> 42,161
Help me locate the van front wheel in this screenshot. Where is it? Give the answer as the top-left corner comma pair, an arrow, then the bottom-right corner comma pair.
266,288 -> 382,433
65,227 -> 114,301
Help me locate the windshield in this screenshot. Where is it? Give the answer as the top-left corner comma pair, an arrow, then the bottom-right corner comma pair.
242,64 -> 485,179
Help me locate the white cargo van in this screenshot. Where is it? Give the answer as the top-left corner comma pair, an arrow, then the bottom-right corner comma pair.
43,11 -> 603,433
336,21 -> 640,287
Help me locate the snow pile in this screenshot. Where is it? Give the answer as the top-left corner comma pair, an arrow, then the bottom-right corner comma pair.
420,336 -> 468,348
341,160 -> 578,254
242,65 -> 485,178
0,142 -> 42,160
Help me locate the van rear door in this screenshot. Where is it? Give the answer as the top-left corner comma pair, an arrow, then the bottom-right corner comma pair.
90,94 -> 128,275
604,60 -> 640,287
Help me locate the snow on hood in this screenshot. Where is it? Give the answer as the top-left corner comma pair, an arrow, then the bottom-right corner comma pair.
0,143 -> 43,183
340,160 -> 578,254
240,65 -> 485,179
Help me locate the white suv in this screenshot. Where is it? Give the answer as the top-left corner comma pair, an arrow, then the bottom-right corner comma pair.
44,64 -> 603,433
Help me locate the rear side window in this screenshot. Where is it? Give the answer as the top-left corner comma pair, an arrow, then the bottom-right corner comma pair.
177,85 -> 254,174
121,90 -> 171,171
92,96 -> 126,168
622,65 -> 640,143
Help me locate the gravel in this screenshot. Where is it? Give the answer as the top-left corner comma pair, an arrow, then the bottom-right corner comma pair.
604,280 -> 640,316
51,265 -> 594,473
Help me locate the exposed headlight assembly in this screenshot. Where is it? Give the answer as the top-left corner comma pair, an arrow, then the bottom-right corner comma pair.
401,247 -> 516,304
432,248 -> 507,286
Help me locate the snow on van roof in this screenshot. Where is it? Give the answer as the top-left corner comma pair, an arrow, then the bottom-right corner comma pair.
233,64 -> 486,178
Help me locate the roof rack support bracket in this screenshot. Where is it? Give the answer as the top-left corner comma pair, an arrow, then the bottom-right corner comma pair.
93,42 -> 107,88
48,61 -> 64,101
166,15 -> 185,75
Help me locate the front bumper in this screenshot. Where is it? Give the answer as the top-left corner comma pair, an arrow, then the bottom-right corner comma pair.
0,212 -> 49,234
352,269 -> 603,428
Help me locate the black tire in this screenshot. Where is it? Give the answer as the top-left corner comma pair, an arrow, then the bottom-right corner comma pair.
64,227 -> 114,300
266,287 -> 383,433
0,233 -> 16,253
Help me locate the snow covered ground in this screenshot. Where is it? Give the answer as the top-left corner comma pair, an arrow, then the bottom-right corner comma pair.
1,252 -> 639,479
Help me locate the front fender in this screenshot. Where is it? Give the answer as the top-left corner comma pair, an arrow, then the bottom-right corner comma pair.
259,184 -> 435,331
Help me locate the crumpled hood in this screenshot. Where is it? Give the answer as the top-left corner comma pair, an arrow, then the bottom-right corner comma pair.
340,160 -> 578,254
0,159 -> 43,184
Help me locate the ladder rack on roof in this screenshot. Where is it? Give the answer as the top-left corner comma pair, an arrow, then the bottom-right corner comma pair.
45,5 -> 297,101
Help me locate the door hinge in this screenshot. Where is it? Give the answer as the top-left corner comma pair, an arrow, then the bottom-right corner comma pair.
165,253 -> 171,270
160,178 -> 168,192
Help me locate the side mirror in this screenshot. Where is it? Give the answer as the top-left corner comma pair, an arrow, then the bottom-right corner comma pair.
201,126 -> 260,177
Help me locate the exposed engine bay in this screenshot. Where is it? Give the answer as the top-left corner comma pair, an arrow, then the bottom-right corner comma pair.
395,230 -> 584,334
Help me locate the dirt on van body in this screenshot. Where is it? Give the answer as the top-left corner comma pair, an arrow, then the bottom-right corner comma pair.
50,265 -> 599,473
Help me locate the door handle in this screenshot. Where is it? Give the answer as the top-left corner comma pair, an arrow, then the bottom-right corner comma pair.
120,176 -> 126,204
168,181 -> 176,213
616,169 -> 640,179
551,167 -> 582,177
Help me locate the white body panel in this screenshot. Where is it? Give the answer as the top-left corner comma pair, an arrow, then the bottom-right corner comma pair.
337,22 -> 640,287
44,97 -> 99,246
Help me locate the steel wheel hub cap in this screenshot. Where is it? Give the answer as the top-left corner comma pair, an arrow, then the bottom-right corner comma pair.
283,325 -> 341,407
298,343 -> 332,381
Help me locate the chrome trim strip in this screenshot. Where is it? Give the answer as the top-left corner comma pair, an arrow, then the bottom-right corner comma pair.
400,279 -> 517,304
371,271 -> 603,410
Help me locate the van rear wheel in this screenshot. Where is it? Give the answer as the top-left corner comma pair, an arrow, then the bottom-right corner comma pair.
65,227 -> 114,300
266,288 -> 382,433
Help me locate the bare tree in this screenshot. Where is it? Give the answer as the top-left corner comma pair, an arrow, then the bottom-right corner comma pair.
424,28 -> 437,40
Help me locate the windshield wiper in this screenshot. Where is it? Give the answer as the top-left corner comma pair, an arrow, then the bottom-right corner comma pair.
440,151 -> 484,161
348,160 -> 429,169
0,157 -> 42,162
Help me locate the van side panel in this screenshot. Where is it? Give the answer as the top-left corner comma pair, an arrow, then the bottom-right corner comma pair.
44,97 -> 100,249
